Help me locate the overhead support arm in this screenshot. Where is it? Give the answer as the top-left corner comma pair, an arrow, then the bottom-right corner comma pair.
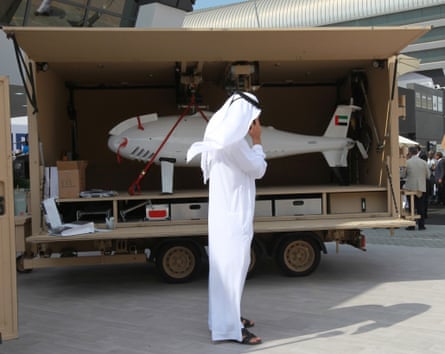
225,62 -> 260,93
176,61 -> 204,107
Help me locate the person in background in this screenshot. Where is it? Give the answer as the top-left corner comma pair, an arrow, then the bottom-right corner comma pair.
187,91 -> 267,345
21,136 -> 29,154
427,150 -> 437,204
435,152 -> 445,206
417,146 -> 427,161
404,145 -> 430,230
417,147 -> 429,217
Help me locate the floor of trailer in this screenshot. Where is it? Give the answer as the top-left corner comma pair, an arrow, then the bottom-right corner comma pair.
3,211 -> 445,354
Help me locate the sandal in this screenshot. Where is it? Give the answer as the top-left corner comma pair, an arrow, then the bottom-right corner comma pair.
241,328 -> 262,345
241,316 -> 254,328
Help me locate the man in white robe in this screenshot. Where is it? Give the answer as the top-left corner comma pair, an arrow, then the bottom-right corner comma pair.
187,91 -> 267,344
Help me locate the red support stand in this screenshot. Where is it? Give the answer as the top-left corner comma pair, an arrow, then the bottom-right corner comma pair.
127,93 -> 209,195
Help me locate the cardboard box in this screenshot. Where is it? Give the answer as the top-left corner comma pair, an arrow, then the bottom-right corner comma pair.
56,161 -> 88,199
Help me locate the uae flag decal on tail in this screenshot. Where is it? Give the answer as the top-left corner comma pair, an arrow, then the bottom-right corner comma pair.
335,115 -> 348,126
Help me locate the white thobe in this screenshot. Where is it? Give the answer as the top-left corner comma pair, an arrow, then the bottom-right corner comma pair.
207,140 -> 267,342
186,91 -> 265,341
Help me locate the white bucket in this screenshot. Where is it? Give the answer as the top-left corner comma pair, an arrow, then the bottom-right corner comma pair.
14,189 -> 27,216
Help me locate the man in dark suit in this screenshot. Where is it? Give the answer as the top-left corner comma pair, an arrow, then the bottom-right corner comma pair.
435,152 -> 445,206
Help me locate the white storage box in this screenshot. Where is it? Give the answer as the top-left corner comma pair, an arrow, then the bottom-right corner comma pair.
170,202 -> 208,220
275,197 -> 322,216
255,200 -> 273,217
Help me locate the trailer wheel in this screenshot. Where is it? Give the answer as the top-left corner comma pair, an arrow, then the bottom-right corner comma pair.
247,241 -> 260,278
16,255 -> 32,273
276,235 -> 321,277
156,242 -> 202,283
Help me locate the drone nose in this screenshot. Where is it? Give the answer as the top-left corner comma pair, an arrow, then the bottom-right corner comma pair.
107,135 -> 127,152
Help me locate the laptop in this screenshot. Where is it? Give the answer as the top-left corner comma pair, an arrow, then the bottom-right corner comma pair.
42,198 -> 95,236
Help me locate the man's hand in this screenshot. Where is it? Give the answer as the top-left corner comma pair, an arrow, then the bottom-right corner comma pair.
248,118 -> 262,145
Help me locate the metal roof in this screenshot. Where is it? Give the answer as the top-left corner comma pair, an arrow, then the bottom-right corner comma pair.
184,0 -> 445,28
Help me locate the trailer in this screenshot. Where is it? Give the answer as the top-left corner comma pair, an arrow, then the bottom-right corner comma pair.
1,26 -> 429,283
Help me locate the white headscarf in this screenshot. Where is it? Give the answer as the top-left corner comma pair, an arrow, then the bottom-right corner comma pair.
186,91 -> 261,182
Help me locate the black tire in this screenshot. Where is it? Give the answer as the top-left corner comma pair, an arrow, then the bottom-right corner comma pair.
60,248 -> 78,258
156,242 -> 202,283
247,240 -> 261,279
276,235 -> 321,277
16,255 -> 32,273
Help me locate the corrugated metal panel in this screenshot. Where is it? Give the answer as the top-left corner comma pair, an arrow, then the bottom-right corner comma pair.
184,0 -> 445,28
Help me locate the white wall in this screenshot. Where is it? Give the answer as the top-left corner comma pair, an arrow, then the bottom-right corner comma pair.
135,3 -> 186,28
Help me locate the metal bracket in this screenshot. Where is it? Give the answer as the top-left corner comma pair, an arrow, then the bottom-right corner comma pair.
225,62 -> 260,93
119,200 -> 151,221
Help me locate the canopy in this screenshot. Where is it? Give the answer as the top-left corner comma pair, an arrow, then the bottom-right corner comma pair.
399,135 -> 418,147
397,54 -> 420,77
1,26 -> 430,85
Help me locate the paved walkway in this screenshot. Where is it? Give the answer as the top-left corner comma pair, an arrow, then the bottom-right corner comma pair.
1,210 -> 445,354
364,224 -> 445,248
364,204 -> 445,247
